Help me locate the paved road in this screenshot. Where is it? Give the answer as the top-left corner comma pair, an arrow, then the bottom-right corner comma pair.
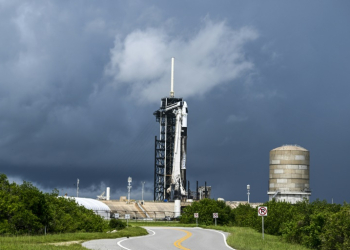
82,227 -> 235,250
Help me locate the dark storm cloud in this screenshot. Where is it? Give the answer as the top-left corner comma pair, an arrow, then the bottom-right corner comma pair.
1,1 -> 349,202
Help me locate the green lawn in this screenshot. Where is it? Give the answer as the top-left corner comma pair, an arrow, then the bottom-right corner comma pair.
205,226 -> 309,250
0,227 -> 147,250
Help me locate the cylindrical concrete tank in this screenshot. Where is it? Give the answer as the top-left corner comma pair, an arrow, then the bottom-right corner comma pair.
268,145 -> 311,203
174,200 -> 181,217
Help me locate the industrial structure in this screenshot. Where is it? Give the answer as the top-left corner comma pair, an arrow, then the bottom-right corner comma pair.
197,182 -> 211,200
67,197 -> 111,219
197,186 -> 211,200
97,187 -> 110,200
268,145 -> 311,203
153,58 -> 188,202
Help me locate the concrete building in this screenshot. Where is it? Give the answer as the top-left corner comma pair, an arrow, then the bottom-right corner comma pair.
268,145 -> 311,203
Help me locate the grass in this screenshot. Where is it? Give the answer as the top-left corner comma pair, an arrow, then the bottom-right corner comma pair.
0,227 -> 148,250
203,226 -> 309,250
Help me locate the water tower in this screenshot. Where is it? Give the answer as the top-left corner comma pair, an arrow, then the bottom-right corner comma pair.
268,145 -> 311,203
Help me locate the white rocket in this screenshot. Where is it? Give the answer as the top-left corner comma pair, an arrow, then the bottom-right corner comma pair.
180,102 -> 187,182
169,101 -> 187,196
165,58 -> 188,197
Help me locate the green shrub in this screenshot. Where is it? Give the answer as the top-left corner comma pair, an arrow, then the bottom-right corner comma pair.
232,203 -> 256,227
109,219 -> 126,230
278,200 -> 343,249
180,199 -> 233,226
320,204 -> 350,250
0,173 -> 108,235
251,200 -> 296,236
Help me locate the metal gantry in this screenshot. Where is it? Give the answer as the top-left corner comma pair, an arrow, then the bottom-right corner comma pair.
154,97 -> 183,201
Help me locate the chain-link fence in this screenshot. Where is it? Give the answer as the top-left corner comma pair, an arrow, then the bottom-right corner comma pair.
110,210 -> 179,221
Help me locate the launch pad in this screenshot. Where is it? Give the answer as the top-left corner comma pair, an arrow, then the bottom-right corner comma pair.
153,58 -> 188,202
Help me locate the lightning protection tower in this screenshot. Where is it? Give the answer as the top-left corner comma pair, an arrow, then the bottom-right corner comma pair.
153,58 -> 188,201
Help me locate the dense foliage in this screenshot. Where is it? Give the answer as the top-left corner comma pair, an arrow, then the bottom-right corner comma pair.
181,198 -> 350,249
109,218 -> 126,230
0,173 -> 107,235
181,198 -> 233,225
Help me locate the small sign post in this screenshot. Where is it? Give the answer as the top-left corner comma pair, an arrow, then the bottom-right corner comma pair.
258,207 -> 268,240
194,213 -> 199,227
213,213 -> 218,226
125,214 -> 130,227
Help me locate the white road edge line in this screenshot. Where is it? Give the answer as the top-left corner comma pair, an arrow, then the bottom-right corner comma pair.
117,229 -> 156,250
202,229 -> 236,250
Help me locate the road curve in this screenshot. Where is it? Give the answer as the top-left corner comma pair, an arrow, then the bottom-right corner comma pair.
82,227 -> 235,250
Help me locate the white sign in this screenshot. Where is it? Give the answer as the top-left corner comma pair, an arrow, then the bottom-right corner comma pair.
194,213 -> 199,218
213,213 -> 218,218
125,214 -> 130,219
115,213 -> 119,219
258,206 -> 268,216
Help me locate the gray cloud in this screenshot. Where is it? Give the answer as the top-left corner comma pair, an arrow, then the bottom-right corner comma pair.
106,20 -> 258,103
227,115 -> 248,123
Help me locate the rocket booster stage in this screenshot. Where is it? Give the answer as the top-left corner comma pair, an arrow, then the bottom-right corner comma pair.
165,101 -> 188,197
180,102 -> 188,189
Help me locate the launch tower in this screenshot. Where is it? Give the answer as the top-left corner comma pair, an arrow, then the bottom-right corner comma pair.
153,58 -> 188,201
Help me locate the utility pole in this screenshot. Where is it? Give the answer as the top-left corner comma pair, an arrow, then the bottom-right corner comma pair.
77,179 -> 79,197
141,181 -> 145,203
247,184 -> 250,203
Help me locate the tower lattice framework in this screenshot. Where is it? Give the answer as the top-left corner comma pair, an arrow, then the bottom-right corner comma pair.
153,97 -> 183,201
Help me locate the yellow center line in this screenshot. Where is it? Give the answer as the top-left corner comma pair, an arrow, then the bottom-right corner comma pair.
171,229 -> 192,250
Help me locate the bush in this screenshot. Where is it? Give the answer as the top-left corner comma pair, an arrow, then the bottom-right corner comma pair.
320,204 -> 350,250
109,219 -> 126,230
180,199 -> 233,226
232,203 -> 256,227
249,200 -> 297,236
278,200 -> 342,249
177,192 -> 350,249
0,173 -> 108,234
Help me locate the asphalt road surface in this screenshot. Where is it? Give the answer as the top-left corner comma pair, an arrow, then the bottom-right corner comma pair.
82,227 -> 235,250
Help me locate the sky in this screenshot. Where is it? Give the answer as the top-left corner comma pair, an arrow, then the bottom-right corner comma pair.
1,1 -> 350,203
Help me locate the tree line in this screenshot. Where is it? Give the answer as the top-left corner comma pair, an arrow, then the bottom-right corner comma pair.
181,198 -> 350,249
0,173 -> 108,234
